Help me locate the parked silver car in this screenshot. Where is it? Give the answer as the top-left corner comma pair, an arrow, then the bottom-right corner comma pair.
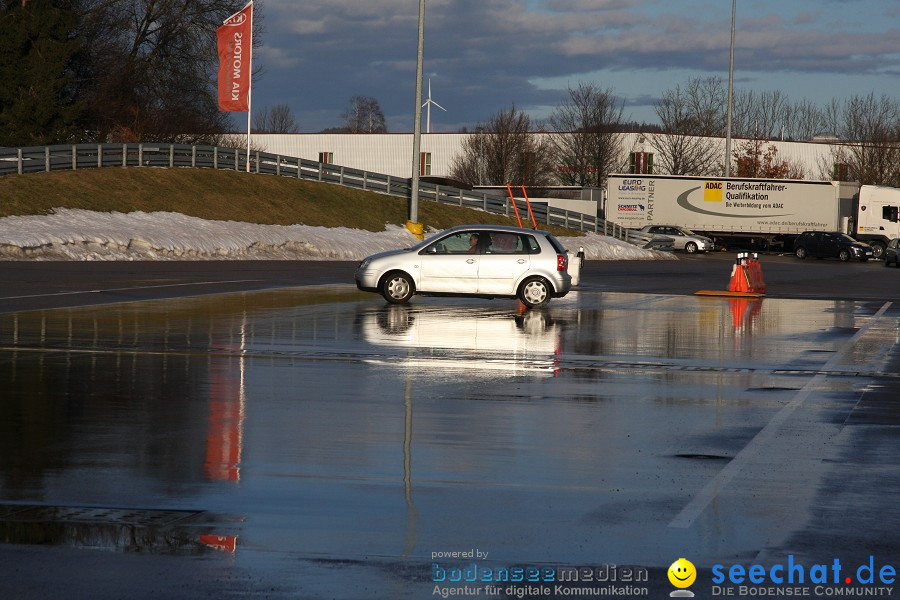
637,225 -> 715,253
355,225 -> 579,308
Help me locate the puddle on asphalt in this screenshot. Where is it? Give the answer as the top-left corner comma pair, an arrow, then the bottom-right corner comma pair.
0,286 -> 897,570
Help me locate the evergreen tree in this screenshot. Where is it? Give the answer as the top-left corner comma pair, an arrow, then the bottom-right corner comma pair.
0,0 -> 82,146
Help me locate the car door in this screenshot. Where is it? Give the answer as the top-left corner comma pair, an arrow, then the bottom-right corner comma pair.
418,231 -> 480,293
805,232 -> 823,257
819,233 -> 839,258
477,231 -> 532,295
664,227 -> 687,250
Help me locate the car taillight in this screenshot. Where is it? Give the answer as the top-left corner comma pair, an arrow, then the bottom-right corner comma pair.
557,254 -> 567,271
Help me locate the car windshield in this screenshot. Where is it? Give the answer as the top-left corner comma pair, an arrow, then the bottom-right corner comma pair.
680,228 -> 697,235
836,234 -> 856,243
407,230 -> 448,252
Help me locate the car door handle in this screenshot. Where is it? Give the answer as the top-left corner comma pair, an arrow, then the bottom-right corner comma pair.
517,259 -> 527,264
466,259 -> 476,264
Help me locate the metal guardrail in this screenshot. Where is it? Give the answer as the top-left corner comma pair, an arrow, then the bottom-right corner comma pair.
0,143 -> 664,248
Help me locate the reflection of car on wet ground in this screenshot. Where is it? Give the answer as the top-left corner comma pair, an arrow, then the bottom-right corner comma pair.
359,304 -> 562,373
793,231 -> 874,262
884,238 -> 900,267
637,225 -> 715,254
355,224 -> 580,308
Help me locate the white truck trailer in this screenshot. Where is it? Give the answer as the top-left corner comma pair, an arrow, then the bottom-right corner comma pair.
605,174 -> 900,257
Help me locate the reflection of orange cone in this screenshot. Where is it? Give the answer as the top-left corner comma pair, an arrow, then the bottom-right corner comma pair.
729,297 -> 764,332
729,297 -> 749,329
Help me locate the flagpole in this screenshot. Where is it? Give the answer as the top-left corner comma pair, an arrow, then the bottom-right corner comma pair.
245,1 -> 253,173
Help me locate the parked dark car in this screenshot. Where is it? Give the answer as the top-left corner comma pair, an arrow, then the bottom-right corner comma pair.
885,238 -> 900,267
793,231 -> 874,262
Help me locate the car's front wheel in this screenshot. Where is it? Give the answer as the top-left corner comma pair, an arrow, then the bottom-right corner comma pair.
380,272 -> 415,304
838,249 -> 851,262
685,242 -> 698,254
518,277 -> 551,308
795,247 -> 807,259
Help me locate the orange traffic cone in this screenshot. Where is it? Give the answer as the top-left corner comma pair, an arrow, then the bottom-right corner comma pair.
747,253 -> 766,294
728,256 -> 750,293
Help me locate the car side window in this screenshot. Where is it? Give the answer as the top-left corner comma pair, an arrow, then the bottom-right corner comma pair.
486,232 -> 528,255
425,232 -> 478,254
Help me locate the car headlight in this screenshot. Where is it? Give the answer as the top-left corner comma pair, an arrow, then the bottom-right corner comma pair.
358,258 -> 372,270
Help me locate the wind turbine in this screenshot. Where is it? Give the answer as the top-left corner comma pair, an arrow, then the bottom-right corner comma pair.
421,79 -> 446,133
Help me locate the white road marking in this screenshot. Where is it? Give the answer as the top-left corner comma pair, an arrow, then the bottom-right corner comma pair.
668,301 -> 894,529
0,280 -> 263,300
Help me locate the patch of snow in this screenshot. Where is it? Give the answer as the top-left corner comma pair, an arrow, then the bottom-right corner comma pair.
0,209 -> 674,261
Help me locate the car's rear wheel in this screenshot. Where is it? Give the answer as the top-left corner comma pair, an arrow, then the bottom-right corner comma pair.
795,247 -> 807,259
685,242 -> 698,254
518,277 -> 551,308
380,272 -> 414,304
839,249 -> 851,262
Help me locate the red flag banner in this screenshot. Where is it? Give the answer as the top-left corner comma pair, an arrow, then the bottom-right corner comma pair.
217,3 -> 252,112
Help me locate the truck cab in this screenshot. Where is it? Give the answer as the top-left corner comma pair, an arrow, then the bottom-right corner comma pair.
854,185 -> 900,259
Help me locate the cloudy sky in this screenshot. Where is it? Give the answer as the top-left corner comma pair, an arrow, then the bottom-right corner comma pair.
246,0 -> 900,133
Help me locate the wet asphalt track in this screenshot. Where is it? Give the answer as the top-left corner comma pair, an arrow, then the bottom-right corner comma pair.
1,255 -> 899,599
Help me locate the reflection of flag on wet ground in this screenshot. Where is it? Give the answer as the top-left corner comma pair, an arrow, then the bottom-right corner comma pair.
204,357 -> 245,482
199,534 -> 238,553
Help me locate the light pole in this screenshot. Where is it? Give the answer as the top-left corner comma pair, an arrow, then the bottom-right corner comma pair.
407,0 -> 426,237
724,0 -> 736,177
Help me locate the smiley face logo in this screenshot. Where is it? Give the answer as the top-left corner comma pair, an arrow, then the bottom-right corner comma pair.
668,558 -> 696,589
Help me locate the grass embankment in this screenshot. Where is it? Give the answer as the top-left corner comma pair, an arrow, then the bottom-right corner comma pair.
0,167 -> 575,235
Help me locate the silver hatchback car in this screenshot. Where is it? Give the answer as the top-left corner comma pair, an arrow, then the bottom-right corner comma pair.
638,225 -> 715,253
355,224 -> 579,308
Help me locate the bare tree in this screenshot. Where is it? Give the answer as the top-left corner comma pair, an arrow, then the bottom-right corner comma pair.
342,95 -> 387,133
450,105 -> 556,187
782,99 -> 826,141
548,83 -> 624,187
650,83 -> 722,175
828,93 -> 900,187
74,0 -> 254,143
254,103 -> 300,133
685,76 -> 728,137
